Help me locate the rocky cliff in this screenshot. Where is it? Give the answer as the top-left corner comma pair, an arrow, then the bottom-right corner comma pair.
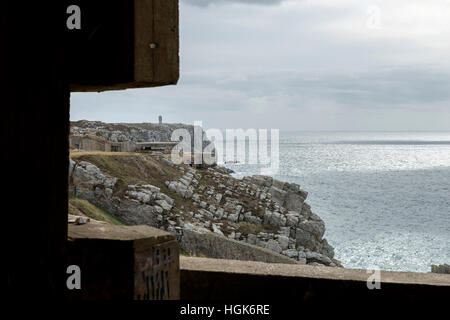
71,120 -> 210,148
69,151 -> 341,267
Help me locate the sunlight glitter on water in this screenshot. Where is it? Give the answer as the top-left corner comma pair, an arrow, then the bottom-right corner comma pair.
225,131 -> 450,272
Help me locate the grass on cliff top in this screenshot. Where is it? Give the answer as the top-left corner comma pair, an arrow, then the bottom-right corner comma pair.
70,150 -> 138,158
70,151 -> 183,195
71,134 -> 110,143
69,196 -> 123,225
69,151 -> 199,220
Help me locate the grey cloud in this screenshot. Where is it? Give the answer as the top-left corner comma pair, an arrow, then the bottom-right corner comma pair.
71,67 -> 450,130
71,1 -> 450,131
182,67 -> 450,110
183,0 -> 284,7
292,68 -> 450,108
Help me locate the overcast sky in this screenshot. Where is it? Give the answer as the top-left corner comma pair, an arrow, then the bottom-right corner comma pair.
71,0 -> 450,131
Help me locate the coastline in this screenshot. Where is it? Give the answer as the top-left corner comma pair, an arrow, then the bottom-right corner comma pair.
69,150 -> 342,268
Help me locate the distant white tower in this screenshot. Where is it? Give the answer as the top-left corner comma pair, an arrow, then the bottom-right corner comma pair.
158,115 -> 162,124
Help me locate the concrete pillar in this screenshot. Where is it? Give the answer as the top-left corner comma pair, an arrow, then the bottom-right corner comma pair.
4,2 -> 69,298
67,224 -> 180,300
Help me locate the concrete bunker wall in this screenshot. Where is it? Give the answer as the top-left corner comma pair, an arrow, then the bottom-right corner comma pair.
180,230 -> 302,265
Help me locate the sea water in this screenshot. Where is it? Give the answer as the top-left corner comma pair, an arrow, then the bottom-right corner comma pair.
224,131 -> 450,272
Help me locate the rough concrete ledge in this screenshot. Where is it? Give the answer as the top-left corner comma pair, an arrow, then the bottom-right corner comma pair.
180,257 -> 450,286
68,224 -> 175,243
180,230 -> 300,265
180,257 -> 450,301
68,224 -> 179,300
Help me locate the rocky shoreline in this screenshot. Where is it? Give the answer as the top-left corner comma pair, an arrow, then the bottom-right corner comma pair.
67,120 -> 450,272
69,153 -> 341,267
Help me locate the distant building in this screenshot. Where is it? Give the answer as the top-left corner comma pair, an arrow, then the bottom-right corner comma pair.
158,115 -> 162,124
70,134 -> 108,151
69,135 -> 136,152
69,134 -> 178,154
136,141 -> 179,154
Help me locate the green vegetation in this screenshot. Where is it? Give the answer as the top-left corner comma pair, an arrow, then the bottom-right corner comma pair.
70,152 -> 199,221
69,196 -> 123,225
71,152 -> 182,195
237,222 -> 264,236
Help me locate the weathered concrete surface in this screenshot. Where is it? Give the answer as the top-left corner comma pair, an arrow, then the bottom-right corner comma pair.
4,1 -> 70,298
180,257 -> 450,301
70,135 -> 137,152
134,0 -> 179,86
68,224 -> 179,300
69,0 -> 179,92
5,0 -> 179,299
179,230 -> 301,265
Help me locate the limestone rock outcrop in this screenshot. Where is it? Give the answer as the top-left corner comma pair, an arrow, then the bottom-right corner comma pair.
70,120 -> 211,149
69,155 -> 340,267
